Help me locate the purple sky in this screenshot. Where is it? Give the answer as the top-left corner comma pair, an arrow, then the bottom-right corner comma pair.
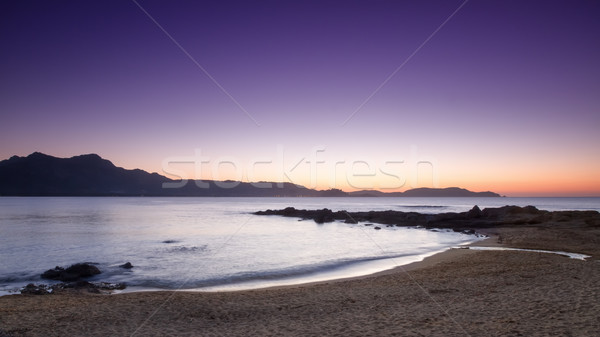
1,0 -> 599,196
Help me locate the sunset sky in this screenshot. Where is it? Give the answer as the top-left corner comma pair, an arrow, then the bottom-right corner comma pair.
1,0 -> 599,196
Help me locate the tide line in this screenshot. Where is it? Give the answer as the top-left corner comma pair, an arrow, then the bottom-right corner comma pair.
459,246 -> 590,260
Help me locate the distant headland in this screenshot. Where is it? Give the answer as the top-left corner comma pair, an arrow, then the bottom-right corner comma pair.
0,152 -> 501,197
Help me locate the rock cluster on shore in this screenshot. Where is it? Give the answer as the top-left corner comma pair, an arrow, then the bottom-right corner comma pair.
41,263 -> 101,282
23,262 -> 130,295
254,205 -> 600,233
20,281 -> 126,295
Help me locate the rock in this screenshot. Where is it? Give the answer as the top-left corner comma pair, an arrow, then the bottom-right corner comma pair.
119,262 -> 133,269
20,283 -> 51,295
41,263 -> 101,282
21,279 -> 126,295
313,208 -> 334,224
40,266 -> 65,280
61,281 -> 100,293
374,226 -> 381,230
96,282 -> 126,290
482,205 -> 542,218
52,281 -> 126,293
282,207 -> 297,216
522,205 -> 542,214
65,263 -> 101,277
467,205 -> 482,218
56,281 -> 93,293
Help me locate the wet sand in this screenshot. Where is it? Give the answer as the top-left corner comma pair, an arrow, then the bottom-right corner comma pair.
1,213 -> 599,336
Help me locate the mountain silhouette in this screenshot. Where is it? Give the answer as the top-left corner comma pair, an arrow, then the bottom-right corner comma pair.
0,152 -> 343,196
0,153 -> 500,197
348,188 -> 500,197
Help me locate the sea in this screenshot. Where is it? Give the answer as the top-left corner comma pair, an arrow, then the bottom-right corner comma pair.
1,197 -> 598,295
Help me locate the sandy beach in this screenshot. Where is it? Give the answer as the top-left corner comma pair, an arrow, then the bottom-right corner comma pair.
1,212 -> 599,336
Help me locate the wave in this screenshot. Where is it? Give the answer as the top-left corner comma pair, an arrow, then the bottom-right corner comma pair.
131,253 -> 415,289
0,262 -> 136,290
164,245 -> 207,254
0,272 -> 40,284
399,205 -> 447,208
466,246 -> 590,260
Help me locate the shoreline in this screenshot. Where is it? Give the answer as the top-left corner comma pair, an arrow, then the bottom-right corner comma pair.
97,242 -> 483,295
2,208 -> 599,336
1,225 -> 486,297
120,234 -> 588,295
116,223 -> 498,294
113,242 -> 488,295
249,237 -> 494,293
14,237 -> 487,296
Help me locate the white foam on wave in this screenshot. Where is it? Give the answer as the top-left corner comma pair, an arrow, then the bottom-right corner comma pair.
463,246 -> 590,260
185,251 -> 441,292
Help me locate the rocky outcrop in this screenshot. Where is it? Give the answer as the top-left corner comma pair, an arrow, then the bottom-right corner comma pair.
41,263 -> 101,282
20,283 -> 53,295
254,205 -> 600,233
20,281 -> 126,295
256,207 -> 337,224
467,205 -> 482,218
313,209 -> 335,224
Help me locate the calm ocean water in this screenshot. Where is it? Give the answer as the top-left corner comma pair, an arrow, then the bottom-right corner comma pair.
1,197 -> 598,294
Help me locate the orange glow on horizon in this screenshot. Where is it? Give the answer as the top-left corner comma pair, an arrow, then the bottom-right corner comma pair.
122,157 -> 600,198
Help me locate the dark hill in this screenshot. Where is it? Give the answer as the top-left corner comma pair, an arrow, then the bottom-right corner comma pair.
349,187 -> 500,197
0,152 -> 500,197
0,152 -> 345,197
400,187 -> 500,197
0,152 -> 168,196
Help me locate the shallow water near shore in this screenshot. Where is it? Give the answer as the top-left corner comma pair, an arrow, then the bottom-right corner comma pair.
1,197 -> 598,294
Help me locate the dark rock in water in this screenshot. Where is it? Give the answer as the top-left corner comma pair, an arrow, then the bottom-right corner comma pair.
21,283 -> 52,295
283,207 -> 297,216
119,262 -> 133,269
41,263 -> 101,282
64,281 -> 93,288
313,208 -> 334,224
55,281 -> 126,293
61,281 -> 101,293
60,281 -> 126,292
65,263 -> 101,278
374,226 -> 381,230
40,266 -> 64,280
96,282 -> 127,290
21,280 -> 126,295
254,205 -> 600,239
162,240 -> 179,244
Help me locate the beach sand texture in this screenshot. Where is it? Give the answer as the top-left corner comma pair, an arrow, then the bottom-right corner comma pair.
1,212 -> 599,336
